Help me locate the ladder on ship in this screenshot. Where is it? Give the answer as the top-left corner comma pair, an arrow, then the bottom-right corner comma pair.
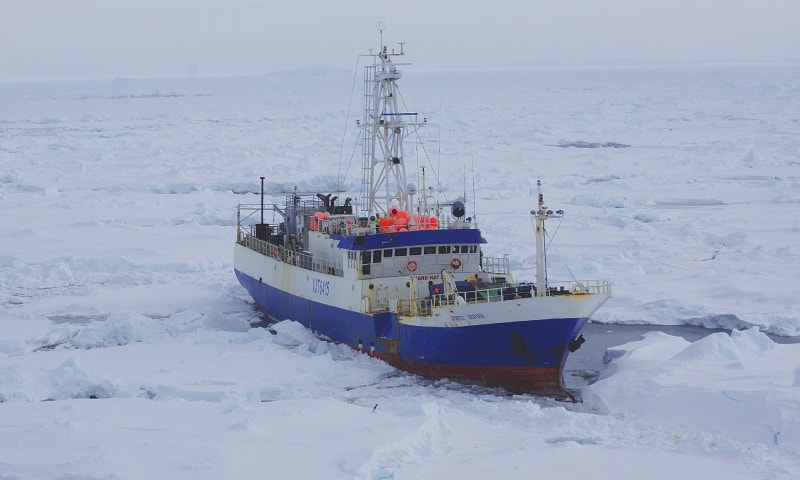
360,63 -> 376,215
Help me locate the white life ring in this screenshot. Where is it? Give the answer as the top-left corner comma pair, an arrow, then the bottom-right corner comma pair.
406,260 -> 418,272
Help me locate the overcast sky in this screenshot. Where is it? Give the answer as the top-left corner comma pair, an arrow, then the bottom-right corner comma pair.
1,0 -> 798,81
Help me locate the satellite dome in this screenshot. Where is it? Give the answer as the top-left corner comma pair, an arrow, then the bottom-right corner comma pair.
451,200 -> 465,218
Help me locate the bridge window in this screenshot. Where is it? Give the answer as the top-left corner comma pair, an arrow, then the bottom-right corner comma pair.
361,251 -> 371,275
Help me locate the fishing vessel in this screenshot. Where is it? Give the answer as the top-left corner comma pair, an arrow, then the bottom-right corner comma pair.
234,24 -> 610,400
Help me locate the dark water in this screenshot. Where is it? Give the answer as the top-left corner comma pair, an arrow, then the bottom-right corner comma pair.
563,323 -> 799,392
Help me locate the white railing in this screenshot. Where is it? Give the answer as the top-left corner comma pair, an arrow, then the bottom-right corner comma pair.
479,255 -> 511,277
240,234 -> 344,277
545,279 -> 612,296
313,214 -> 479,237
412,279 -> 611,314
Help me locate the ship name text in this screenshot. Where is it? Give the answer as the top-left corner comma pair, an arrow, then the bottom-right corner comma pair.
312,278 -> 330,296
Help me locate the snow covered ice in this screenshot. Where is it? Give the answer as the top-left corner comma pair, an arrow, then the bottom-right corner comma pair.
1,64 -> 800,478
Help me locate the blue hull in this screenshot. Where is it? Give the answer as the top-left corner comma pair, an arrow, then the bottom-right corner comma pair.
236,269 -> 587,398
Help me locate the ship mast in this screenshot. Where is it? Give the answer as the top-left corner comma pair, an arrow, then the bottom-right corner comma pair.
359,22 -> 422,216
531,180 -> 563,297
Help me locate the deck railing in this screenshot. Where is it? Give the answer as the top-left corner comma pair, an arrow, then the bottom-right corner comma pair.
419,279 -> 611,311
479,255 -> 511,278
240,234 -> 344,277
397,279 -> 611,317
